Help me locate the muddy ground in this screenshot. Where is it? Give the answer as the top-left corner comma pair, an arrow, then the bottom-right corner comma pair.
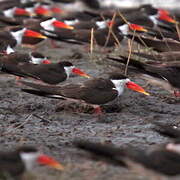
0,39 -> 180,180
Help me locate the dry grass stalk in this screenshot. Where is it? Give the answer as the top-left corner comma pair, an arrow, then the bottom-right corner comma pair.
104,12 -> 121,47
175,20 -> 180,40
125,31 -> 135,75
90,28 -> 94,54
3,114 -> 32,136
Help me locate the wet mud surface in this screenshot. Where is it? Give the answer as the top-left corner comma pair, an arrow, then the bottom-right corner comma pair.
0,41 -> 180,179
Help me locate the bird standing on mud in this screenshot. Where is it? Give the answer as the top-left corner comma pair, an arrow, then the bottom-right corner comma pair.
20,73 -> 149,114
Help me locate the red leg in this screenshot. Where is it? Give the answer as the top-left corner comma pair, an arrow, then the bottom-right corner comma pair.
94,105 -> 103,115
174,90 -> 180,97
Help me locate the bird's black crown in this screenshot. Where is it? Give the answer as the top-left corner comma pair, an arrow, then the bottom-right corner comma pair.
59,61 -> 73,67
31,52 -> 45,59
17,146 -> 38,153
109,73 -> 128,80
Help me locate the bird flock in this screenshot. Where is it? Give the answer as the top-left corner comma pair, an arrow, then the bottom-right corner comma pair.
0,0 -> 180,179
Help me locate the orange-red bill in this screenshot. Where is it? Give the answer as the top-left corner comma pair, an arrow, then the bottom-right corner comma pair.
24,29 -> 47,39
38,154 -> 64,170
42,59 -> 51,64
129,23 -> 148,32
34,6 -> 52,16
158,10 -> 177,24
72,68 -> 90,78
126,81 -> 150,95
14,8 -> 31,16
53,20 -> 74,30
51,7 -> 63,14
158,9 -> 170,16
107,20 -> 115,27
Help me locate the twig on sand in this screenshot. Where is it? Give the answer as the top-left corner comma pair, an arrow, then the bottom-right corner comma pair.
2,114 -> 32,136
32,114 -> 51,123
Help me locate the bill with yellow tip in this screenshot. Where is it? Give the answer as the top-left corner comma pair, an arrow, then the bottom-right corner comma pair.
126,81 -> 150,96
24,29 -> 47,39
38,154 -> 64,170
72,68 -> 91,78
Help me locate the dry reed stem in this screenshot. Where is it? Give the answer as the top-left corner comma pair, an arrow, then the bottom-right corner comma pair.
90,28 -> 94,54
125,30 -> 135,75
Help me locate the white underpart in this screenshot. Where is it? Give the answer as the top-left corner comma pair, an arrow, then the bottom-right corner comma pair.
10,28 -> 26,45
3,7 -> 16,18
96,21 -> 107,29
20,152 -> 40,171
30,57 -> 46,64
166,143 -> 180,154
64,19 -> 79,26
118,24 -> 129,35
64,65 -> 74,78
40,18 -> 56,31
111,78 -> 130,96
6,45 -> 14,54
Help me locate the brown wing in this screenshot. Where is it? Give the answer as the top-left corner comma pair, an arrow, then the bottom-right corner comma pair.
21,78 -> 118,105
19,63 -> 67,84
59,78 -> 118,104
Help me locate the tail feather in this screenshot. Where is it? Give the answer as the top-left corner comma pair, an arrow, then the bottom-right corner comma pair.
107,56 -> 147,72
21,89 -> 65,99
20,81 -> 63,95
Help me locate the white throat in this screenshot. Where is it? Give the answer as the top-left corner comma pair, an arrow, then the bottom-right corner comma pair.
40,18 -> 56,31
30,57 -> 46,64
149,15 -> 158,25
11,28 -> 26,45
3,7 -> 16,18
118,24 -> 129,35
20,152 -> 39,171
166,143 -> 180,154
96,20 -> 107,29
64,66 -> 74,78
111,78 -> 130,96
6,45 -> 15,54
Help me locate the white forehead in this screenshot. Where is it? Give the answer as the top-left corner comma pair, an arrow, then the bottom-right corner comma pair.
30,56 -> 46,64
166,143 -> 180,154
6,45 -> 15,54
149,15 -> 158,25
96,20 -> 107,29
64,65 -> 75,78
111,78 -> 130,96
40,18 -> 56,31
118,24 -> 129,35
20,152 -> 39,163
10,28 -> 26,45
3,7 -> 16,18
